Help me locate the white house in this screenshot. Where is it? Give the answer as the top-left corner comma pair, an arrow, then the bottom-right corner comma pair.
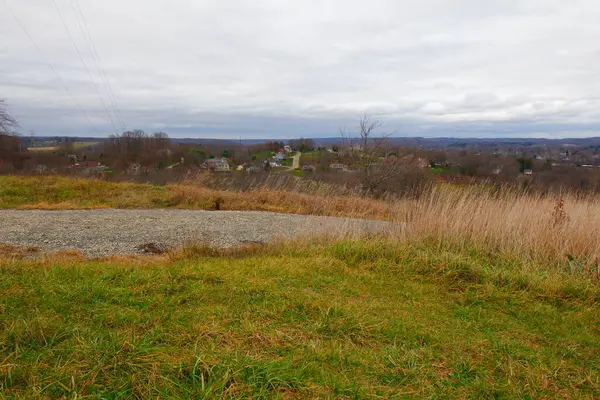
207,158 -> 230,172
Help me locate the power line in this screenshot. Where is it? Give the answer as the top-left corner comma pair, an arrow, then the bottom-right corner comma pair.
69,0 -> 126,132
51,0 -> 119,135
4,0 -> 97,133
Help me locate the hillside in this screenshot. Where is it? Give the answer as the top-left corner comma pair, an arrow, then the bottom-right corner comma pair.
1,239 -> 598,398
0,176 -> 599,398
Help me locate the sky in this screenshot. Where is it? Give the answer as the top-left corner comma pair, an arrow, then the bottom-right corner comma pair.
2,0 -> 600,139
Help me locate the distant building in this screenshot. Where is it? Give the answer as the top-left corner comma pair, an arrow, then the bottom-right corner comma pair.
302,165 -> 316,173
523,169 -> 533,175
330,163 -> 345,170
72,161 -> 106,176
273,152 -> 286,161
207,158 -> 230,172
284,145 -> 292,153
269,161 -> 282,168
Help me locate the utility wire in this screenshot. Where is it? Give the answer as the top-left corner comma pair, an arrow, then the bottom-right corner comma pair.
69,0 -> 127,131
51,0 -> 119,135
4,0 -> 97,133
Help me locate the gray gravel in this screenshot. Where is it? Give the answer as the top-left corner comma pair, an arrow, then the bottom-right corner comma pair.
0,209 -> 390,257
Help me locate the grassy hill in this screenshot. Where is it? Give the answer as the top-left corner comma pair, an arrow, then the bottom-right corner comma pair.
0,175 -> 599,398
1,239 -> 599,398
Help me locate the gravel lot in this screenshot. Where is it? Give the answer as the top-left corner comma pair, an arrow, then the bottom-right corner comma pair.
0,209 -> 390,257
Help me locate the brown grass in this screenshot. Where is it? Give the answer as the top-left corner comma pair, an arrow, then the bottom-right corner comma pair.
168,184 -> 394,220
382,186 -> 600,273
3,175 -> 600,267
0,244 -> 38,259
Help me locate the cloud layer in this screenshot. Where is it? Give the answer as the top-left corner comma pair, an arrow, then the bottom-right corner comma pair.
2,0 -> 600,138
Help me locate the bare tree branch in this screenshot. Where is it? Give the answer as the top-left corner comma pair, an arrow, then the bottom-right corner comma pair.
340,113 -> 408,195
0,100 -> 19,134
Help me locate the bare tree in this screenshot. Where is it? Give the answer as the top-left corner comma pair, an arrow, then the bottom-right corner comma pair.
0,100 -> 27,170
0,100 -> 18,134
341,113 -> 407,195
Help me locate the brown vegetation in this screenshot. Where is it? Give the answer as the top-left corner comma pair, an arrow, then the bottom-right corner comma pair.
3,175 -> 600,269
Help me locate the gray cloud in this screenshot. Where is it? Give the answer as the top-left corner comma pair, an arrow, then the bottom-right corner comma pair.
1,0 -> 600,138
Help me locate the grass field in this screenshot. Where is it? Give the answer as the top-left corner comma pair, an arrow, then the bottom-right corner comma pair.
0,175 -> 599,398
1,238 -> 598,398
0,175 -> 394,220
3,175 -> 600,264
27,142 -> 100,152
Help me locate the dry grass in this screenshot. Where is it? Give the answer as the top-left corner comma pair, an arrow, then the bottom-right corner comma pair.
27,141 -> 99,152
3,175 -> 600,268
0,244 -> 38,260
399,187 -> 600,268
168,184 -> 394,220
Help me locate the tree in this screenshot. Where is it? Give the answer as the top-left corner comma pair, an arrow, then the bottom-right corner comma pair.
341,114 -> 408,195
0,100 -> 27,170
151,132 -> 170,150
0,100 -> 18,134
517,157 -> 533,173
289,138 -> 315,152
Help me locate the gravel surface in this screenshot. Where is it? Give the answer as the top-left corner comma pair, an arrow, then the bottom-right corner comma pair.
0,209 -> 390,257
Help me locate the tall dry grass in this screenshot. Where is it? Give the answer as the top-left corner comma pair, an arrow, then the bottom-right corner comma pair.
394,186 -> 600,269
2,175 -> 600,268
147,180 -> 600,267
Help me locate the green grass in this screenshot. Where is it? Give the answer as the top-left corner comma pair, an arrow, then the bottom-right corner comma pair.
0,239 -> 599,398
301,150 -> 326,161
0,175 -> 171,209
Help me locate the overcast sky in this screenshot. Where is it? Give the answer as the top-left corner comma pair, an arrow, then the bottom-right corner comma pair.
2,0 -> 600,138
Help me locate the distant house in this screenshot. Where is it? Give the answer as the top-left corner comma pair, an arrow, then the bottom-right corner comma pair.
284,145 -> 292,153
302,165 -> 316,173
273,152 -> 286,161
524,169 -> 533,175
330,163 -> 345,170
269,161 -> 282,168
72,161 -> 106,176
207,158 -> 230,172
